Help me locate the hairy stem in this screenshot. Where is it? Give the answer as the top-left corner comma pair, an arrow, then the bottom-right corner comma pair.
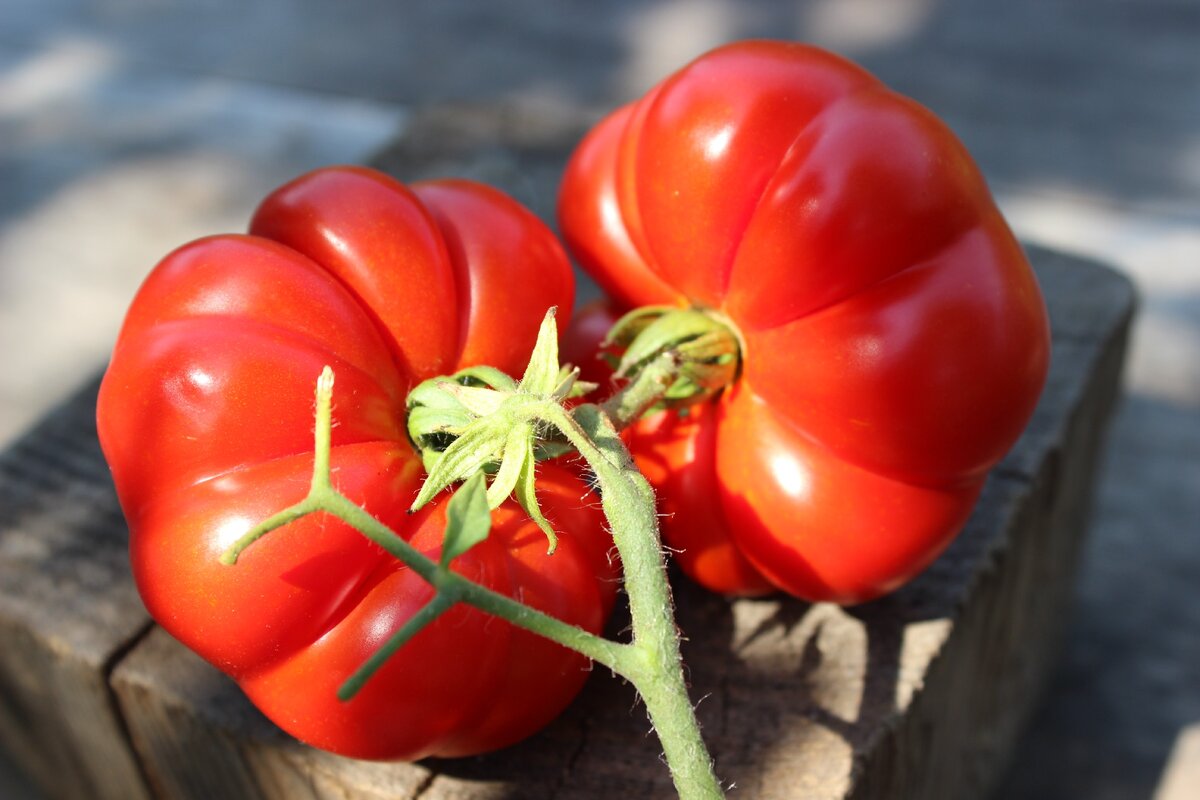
337,592 -> 456,700
545,403 -> 722,799
600,352 -> 681,431
322,490 -> 629,671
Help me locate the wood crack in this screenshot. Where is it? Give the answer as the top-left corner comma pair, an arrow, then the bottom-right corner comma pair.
102,619 -> 159,798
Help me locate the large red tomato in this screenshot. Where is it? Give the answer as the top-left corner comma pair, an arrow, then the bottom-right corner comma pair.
98,166 -> 618,759
558,41 -> 1050,603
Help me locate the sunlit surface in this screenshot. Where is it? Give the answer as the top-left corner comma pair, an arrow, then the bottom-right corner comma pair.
702,124 -> 735,163
770,451 -> 811,500
212,515 -> 254,554
999,189 -> 1200,406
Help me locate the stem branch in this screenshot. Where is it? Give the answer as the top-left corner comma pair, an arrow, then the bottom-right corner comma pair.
324,491 -> 629,670
338,592 -> 456,700
221,373 -> 627,675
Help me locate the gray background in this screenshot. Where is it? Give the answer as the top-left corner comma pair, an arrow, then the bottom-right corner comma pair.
1,1 -> 1197,797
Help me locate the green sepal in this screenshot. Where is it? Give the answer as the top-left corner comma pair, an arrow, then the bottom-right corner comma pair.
407,378 -> 469,415
520,308 -> 561,396
405,369 -> 518,463
604,305 -> 674,348
567,379 -> 599,400
438,382 -> 510,417
516,435 -> 557,554
486,423 -> 533,510
411,421 -> 508,511
677,330 -> 739,363
406,405 -> 472,439
616,309 -> 721,379
452,365 -> 519,392
551,365 -> 600,403
603,307 -> 741,411
552,366 -> 578,401
405,376 -> 477,458
441,473 -> 492,567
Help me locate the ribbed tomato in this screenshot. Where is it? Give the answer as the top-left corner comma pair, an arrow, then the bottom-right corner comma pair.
99,166 -> 618,759
559,41 -> 1049,603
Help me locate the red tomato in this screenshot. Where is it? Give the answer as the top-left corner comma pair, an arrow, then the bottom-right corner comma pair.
98,166 -> 618,759
558,41 -> 1050,604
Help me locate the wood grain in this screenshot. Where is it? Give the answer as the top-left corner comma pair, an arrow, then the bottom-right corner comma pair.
0,378 -> 152,800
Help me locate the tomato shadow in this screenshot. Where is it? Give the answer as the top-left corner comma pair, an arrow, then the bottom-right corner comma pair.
425,479 -> 981,797
674,474 -> 1021,793
677,491 -> 936,792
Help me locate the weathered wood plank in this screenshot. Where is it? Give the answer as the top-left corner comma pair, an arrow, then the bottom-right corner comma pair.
111,627 -> 439,800
0,379 -> 153,800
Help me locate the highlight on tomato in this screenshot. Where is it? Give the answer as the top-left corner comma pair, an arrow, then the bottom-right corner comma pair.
97,166 -> 618,759
558,40 -> 1051,604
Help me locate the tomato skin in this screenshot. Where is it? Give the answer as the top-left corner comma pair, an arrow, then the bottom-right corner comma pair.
628,404 -> 775,597
558,110 -> 679,311
714,389 -> 982,603
558,41 -> 1050,603
98,166 -> 617,759
236,463 -> 612,761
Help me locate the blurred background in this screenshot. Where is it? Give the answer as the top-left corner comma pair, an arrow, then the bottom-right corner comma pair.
1,1 -> 1197,797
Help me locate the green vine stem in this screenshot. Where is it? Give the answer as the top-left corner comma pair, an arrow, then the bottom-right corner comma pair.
220,369 -> 627,673
543,401 -> 718,797
222,307 -> 740,800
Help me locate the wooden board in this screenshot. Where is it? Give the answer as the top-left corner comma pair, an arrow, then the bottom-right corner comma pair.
0,108 -> 1134,799
0,378 -> 152,800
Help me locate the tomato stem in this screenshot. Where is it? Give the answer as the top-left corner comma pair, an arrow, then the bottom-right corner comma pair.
311,366 -> 335,493
602,305 -> 741,414
600,351 -> 685,430
543,402 -> 724,798
222,312 -> 726,799
218,496 -> 321,566
337,592 -> 456,701
322,489 -> 630,669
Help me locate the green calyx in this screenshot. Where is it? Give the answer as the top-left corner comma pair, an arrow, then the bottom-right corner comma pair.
605,306 -> 741,407
404,308 -> 596,553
